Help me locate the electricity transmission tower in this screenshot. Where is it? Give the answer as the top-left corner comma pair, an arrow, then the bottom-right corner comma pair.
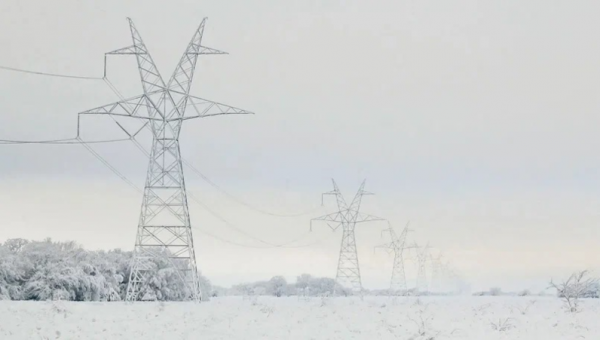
79,18 -> 252,302
429,253 -> 443,293
375,221 -> 415,295
311,180 -> 384,294
415,244 -> 430,294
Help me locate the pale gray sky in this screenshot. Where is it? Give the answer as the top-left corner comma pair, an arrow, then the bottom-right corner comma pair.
1,0 -> 600,292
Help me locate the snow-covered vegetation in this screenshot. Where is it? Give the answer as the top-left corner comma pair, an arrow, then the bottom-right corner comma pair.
220,273 -> 350,297
0,238 -> 211,301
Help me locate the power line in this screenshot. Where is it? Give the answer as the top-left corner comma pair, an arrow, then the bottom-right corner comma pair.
0,137 -> 76,144
190,225 -> 322,249
0,137 -> 130,145
76,136 -> 142,194
183,159 -> 322,218
186,190 -> 313,248
0,65 -> 103,80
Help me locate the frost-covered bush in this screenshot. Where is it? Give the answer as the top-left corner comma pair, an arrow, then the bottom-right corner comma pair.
0,238 -> 212,301
550,270 -> 599,312
489,287 -> 502,296
268,276 -> 288,297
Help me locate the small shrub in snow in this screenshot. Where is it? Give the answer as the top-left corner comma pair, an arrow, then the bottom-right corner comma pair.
512,300 -> 536,315
408,304 -> 438,340
489,287 -> 502,296
550,270 -> 598,313
490,318 -> 515,332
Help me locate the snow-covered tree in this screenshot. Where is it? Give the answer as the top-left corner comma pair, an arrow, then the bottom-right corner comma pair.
268,276 -> 287,297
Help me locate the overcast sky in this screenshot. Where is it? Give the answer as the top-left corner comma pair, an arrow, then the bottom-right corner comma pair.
1,0 -> 600,292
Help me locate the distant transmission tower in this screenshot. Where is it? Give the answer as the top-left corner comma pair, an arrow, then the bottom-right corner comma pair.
375,221 -> 415,295
311,180 -> 384,293
80,18 -> 252,302
429,253 -> 443,293
415,244 -> 430,294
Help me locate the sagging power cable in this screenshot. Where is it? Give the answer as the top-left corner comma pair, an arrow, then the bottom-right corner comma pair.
0,65 -> 103,80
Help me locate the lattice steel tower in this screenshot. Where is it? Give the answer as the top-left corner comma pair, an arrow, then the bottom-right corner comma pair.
311,180 -> 384,293
375,221 -> 414,295
415,244 -> 430,294
429,253 -> 443,292
79,18 -> 252,301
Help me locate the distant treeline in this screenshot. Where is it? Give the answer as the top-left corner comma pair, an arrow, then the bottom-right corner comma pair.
215,274 -> 352,297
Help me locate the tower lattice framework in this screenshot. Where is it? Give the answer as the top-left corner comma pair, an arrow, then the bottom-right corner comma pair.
79,18 -> 253,301
311,180 -> 384,293
375,221 -> 415,295
429,253 -> 443,292
415,244 -> 430,294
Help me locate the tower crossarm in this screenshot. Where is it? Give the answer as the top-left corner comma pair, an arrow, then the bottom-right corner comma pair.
374,242 -> 395,255
190,46 -> 228,55
78,94 -> 163,121
173,94 -> 254,121
107,45 -> 140,55
354,212 -> 385,224
403,243 -> 419,250
310,211 -> 343,231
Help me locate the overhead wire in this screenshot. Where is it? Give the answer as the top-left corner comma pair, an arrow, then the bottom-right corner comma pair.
186,190 -> 315,248
182,159 -> 322,217
0,137 -> 131,145
0,65 -> 128,145
0,137 -> 77,144
0,64 -> 124,145
189,225 -> 319,249
0,65 -> 103,80
76,136 -> 142,194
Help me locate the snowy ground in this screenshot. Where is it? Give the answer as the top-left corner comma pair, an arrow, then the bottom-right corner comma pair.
0,296 -> 597,339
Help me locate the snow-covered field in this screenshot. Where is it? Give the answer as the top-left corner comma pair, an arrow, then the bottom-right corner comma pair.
0,296 -> 597,339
